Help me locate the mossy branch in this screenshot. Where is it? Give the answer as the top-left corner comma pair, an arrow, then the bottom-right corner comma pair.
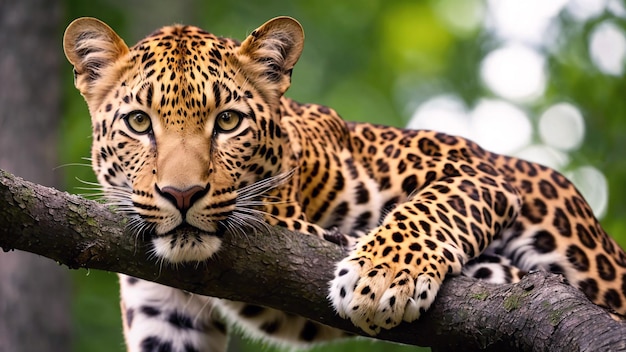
1,169 -> 625,351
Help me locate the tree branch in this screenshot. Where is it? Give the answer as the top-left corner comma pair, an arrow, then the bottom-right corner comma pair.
1,168 -> 625,351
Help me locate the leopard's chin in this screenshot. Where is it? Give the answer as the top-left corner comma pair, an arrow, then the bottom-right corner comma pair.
150,224 -> 223,263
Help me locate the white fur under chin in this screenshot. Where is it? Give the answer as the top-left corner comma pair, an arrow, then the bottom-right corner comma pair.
151,235 -> 222,263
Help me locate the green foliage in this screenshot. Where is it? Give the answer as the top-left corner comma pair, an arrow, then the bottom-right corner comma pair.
71,270 -> 124,351
60,0 -> 626,351
232,336 -> 425,352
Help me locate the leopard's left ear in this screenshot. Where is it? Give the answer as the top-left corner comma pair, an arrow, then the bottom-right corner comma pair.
238,17 -> 304,99
63,17 -> 129,101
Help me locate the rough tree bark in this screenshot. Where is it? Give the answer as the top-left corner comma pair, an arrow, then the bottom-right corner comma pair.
1,169 -> 625,351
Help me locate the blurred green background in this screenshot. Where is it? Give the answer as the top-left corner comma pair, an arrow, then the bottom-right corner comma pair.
58,0 -> 626,351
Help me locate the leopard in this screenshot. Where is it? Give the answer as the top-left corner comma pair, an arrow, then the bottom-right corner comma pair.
63,16 -> 626,351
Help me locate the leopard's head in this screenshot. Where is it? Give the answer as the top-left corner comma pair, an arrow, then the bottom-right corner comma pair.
63,17 -> 304,262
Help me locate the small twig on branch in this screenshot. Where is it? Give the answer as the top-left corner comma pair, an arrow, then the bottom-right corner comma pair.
0,169 -> 625,351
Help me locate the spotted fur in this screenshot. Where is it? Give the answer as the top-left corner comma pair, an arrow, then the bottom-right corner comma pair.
64,16 -> 626,350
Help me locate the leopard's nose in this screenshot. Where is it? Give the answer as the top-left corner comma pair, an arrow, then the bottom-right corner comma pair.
156,185 -> 209,214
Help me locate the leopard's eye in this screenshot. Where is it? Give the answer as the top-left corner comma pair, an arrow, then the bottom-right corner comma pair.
215,110 -> 242,133
124,111 -> 152,134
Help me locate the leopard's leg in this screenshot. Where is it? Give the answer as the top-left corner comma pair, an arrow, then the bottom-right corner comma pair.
217,301 -> 350,347
119,274 -> 227,352
329,170 -> 521,334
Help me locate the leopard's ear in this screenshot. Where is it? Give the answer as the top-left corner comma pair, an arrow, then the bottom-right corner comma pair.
238,17 -> 304,100
63,17 -> 129,98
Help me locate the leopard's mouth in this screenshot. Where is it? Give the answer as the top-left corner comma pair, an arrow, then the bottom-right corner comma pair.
149,221 -> 225,263
147,216 -> 228,239
167,221 -> 227,238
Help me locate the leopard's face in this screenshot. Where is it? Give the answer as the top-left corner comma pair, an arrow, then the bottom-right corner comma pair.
64,17 -> 304,262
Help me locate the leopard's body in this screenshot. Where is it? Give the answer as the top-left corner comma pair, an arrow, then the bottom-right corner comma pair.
63,17 -> 626,351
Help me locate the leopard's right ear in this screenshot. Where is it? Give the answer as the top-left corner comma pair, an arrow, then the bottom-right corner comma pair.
63,18 -> 129,98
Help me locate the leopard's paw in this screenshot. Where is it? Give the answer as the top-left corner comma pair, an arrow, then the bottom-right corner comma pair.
329,255 -> 440,335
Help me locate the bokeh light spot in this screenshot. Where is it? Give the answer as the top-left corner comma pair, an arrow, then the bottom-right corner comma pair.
486,0 -> 568,43
480,44 -> 546,102
567,0 -> 607,21
407,95 -> 471,138
607,0 -> 626,17
434,0 -> 484,37
589,21 -> 626,76
470,99 -> 532,154
539,103 -> 585,151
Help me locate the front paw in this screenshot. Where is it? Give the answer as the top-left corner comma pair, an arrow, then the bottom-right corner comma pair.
328,255 -> 440,335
